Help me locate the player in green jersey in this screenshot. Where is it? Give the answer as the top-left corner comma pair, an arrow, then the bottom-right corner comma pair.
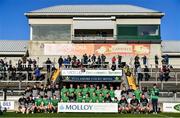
82,84 -> 89,97
89,84 -> 95,97
61,85 -> 68,96
76,92 -> 83,102
61,93 -> 69,102
102,85 -> 109,97
83,93 -> 91,103
69,84 -> 75,94
134,85 -> 142,101
95,85 -> 102,97
42,95 -> 51,113
98,93 -> 104,103
91,92 -> 98,103
35,95 -> 43,113
109,86 -> 115,100
75,85 -> 82,96
50,95 -> 59,113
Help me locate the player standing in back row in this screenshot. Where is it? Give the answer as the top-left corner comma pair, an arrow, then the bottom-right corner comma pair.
150,84 -> 159,114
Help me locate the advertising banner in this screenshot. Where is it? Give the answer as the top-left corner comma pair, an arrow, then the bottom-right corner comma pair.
58,103 -> 118,113
0,101 -> 14,110
63,76 -> 121,82
163,103 -> 180,112
44,44 -> 150,56
61,70 -> 123,76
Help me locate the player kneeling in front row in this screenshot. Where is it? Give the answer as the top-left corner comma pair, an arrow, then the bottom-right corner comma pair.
17,94 -> 27,114
41,95 -> 51,113
26,95 -> 35,114
35,95 -> 43,113
129,95 -> 140,114
139,94 -> 151,114
118,96 -> 129,113
49,95 -> 59,113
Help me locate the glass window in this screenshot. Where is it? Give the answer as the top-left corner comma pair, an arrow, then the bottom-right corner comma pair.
138,25 -> 159,36
32,24 -> 71,40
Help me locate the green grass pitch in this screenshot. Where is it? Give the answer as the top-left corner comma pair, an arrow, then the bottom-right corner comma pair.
1,112 -> 180,118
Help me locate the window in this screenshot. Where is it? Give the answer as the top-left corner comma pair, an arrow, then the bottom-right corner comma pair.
138,25 -> 159,36
32,24 -> 71,40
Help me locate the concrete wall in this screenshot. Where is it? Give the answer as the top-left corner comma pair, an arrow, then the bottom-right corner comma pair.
29,18 -> 73,24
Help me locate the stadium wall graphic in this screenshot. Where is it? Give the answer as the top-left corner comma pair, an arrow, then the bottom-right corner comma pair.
44,44 -> 150,56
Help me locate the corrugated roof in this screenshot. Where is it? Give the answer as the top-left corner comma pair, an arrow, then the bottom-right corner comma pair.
0,40 -> 28,52
29,5 -> 159,13
162,41 -> 180,53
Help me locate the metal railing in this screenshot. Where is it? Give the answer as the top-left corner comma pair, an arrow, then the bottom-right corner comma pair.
138,71 -> 180,90
73,36 -> 116,40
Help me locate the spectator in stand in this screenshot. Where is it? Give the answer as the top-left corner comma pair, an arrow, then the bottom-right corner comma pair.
91,54 -> 96,63
83,54 -> 88,66
142,55 -> 147,67
67,55 -> 72,66
144,66 -> 150,81
137,66 -> 143,84
97,55 -> 101,67
155,55 -> 159,68
72,55 -> 77,62
45,58 -> 52,72
101,54 -> 106,66
112,56 -> 116,64
118,55 -> 122,68
34,67 -> 41,80
164,54 -> 169,65
58,56 -> 63,68
134,55 -> 139,62
134,60 -> 140,73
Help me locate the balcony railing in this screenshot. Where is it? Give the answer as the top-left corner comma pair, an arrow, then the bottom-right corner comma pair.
72,36 -> 116,41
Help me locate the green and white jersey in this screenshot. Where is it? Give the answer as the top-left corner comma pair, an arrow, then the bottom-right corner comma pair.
98,96 -> 104,103
95,89 -> 102,97
102,89 -> 109,97
76,96 -> 83,103
82,88 -> 89,97
134,89 -> 142,101
69,88 -> 75,94
150,88 -> 159,100
35,98 -> 43,106
109,90 -> 115,98
91,96 -> 98,103
51,98 -> 59,106
61,96 -> 69,102
75,88 -> 82,95
89,88 -> 95,97
43,99 -> 50,106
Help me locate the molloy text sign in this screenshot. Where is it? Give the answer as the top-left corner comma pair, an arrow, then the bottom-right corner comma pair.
58,103 -> 118,113
61,70 -> 122,76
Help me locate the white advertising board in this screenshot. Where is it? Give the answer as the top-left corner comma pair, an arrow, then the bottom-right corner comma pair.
61,70 -> 122,76
58,103 -> 118,113
0,101 -> 14,110
163,103 -> 180,112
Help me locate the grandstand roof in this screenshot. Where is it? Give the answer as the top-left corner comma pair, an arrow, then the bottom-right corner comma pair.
25,4 -> 164,17
0,40 -> 28,55
162,41 -> 180,53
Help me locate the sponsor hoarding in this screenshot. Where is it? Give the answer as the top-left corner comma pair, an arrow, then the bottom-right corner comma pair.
44,44 -> 150,56
163,103 -> 180,112
63,76 -> 121,82
61,70 -> 123,76
58,103 -> 118,113
0,101 -> 14,110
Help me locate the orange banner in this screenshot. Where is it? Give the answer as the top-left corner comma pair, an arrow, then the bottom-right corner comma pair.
44,44 -> 150,56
